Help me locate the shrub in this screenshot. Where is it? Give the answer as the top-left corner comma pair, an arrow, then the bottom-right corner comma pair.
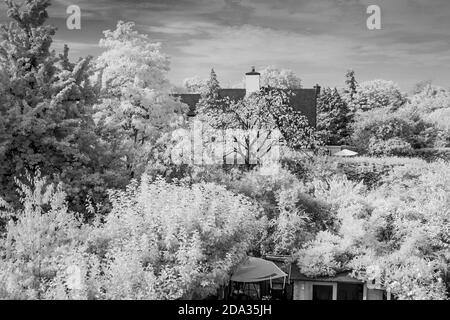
0,173 -> 88,299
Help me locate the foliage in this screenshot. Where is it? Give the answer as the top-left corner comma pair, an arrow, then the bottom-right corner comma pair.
296,231 -> 344,277
94,21 -> 187,180
351,107 -> 415,156
1,1 -> 450,301
408,84 -> 450,115
0,174 -> 266,300
183,76 -> 207,93
352,80 -> 406,112
407,148 -> 450,162
200,166 -> 334,255
293,162 -> 450,300
259,65 -> 302,89
342,70 -> 358,107
406,84 -> 450,147
317,87 -> 351,145
0,173 -> 88,299
197,72 -> 319,167
0,0 -> 119,215
84,176 -> 266,300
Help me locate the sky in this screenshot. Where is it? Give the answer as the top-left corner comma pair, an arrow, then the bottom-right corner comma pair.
1,0 -> 450,91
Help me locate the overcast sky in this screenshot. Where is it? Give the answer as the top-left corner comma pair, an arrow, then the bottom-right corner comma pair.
1,0 -> 450,91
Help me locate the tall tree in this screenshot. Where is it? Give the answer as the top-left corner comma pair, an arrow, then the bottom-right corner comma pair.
341,70 -> 358,137
0,0 -> 112,214
94,21 -> 186,179
343,70 -> 358,106
317,88 -> 351,145
196,68 -> 222,123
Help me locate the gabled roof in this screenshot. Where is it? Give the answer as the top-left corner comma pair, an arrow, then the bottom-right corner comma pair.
172,88 -> 318,127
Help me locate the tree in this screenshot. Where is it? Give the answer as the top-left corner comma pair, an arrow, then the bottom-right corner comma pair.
352,80 -> 406,112
351,108 -> 415,156
0,173 -> 266,300
0,0 -> 113,214
93,21 -> 187,179
317,88 -> 351,145
196,81 -> 318,167
188,164 -> 334,255
408,84 -> 450,115
401,84 -> 450,147
350,162 -> 450,299
183,76 -> 207,93
0,173 -> 89,299
342,70 -> 358,128
293,165 -> 450,300
259,65 -> 302,89
90,176 -> 265,300
196,68 -> 221,113
343,70 -> 358,104
412,80 -> 433,95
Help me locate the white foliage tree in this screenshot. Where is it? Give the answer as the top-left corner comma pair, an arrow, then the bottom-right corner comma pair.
259,65 -> 302,89
183,76 -> 207,93
353,80 -> 406,112
94,21 -> 186,178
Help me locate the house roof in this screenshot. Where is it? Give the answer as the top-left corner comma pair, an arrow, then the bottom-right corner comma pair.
172,88 -> 318,127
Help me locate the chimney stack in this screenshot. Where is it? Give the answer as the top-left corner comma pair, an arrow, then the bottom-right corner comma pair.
245,66 -> 260,95
314,84 -> 321,95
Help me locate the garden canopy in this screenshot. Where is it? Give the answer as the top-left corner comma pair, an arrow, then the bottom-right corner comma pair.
334,149 -> 358,157
231,257 -> 287,283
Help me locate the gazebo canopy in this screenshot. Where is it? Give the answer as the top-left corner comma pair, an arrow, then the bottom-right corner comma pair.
231,257 -> 287,283
334,149 -> 358,157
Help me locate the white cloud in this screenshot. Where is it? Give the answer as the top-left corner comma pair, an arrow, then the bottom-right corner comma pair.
167,21 -> 450,89
147,21 -> 219,36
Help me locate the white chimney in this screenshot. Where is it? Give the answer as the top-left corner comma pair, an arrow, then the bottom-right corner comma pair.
245,66 -> 260,95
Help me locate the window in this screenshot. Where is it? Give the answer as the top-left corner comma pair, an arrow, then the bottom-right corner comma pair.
312,284 -> 334,300
337,283 -> 364,300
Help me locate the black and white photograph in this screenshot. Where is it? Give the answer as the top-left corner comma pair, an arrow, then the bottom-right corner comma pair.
0,0 -> 450,307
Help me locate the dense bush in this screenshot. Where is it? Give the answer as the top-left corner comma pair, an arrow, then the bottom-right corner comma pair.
407,148 -> 450,162
0,174 -> 89,299
0,174 -> 265,300
352,80 -> 407,112
351,108 -> 415,156
293,162 -> 450,300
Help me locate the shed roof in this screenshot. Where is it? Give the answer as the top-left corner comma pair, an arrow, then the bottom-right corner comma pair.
290,264 -> 363,283
263,255 -> 363,284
